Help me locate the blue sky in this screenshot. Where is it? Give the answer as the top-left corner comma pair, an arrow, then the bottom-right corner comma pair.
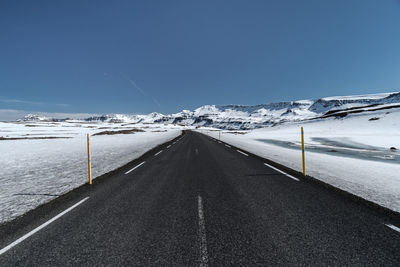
1,0 -> 400,116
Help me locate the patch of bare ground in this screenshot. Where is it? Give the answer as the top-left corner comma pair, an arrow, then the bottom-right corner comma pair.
0,136 -> 72,141
226,131 -> 248,135
24,123 -> 59,127
98,127 -> 129,130
92,128 -> 144,136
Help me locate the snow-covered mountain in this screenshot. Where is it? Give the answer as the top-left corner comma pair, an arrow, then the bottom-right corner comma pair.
84,112 -> 165,124
19,114 -> 50,122
20,92 -> 400,129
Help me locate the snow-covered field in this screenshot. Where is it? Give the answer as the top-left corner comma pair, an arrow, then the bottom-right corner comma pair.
0,121 -> 181,223
199,109 -> 400,213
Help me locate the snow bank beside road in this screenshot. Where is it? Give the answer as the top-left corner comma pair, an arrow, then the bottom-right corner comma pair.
200,110 -> 400,213
0,123 -> 181,224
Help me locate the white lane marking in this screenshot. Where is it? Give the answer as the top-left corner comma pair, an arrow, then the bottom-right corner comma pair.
218,141 -> 221,144
236,150 -> 248,156
225,144 -> 231,148
385,224 -> 400,233
0,197 -> 89,256
198,195 -> 209,267
167,145 -> 171,148
264,163 -> 300,181
195,148 -> 199,155
125,161 -> 146,174
154,150 -> 163,156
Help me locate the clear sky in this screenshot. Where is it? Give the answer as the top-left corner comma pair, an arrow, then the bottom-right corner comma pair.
1,0 -> 400,115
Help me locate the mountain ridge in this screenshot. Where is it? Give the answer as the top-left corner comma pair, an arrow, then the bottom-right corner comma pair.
20,92 -> 400,129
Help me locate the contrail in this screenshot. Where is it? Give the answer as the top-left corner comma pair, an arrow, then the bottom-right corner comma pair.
152,98 -> 161,108
127,78 -> 146,96
122,74 -> 161,108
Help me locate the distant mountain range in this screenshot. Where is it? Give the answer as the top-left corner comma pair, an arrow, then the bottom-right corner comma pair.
20,92 -> 400,129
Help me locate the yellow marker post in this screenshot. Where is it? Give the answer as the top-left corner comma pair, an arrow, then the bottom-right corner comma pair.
301,127 -> 306,176
87,134 -> 92,185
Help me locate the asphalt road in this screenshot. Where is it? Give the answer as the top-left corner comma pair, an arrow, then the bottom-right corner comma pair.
0,131 -> 399,266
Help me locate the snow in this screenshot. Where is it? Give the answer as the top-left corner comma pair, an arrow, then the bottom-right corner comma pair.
321,92 -> 396,101
2,90 -> 400,223
0,122 -> 181,223
198,109 -> 400,213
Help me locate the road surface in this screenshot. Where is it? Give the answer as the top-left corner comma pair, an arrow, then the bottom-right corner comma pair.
0,131 -> 399,266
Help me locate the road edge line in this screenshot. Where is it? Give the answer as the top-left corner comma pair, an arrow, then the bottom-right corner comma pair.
125,161 -> 146,174
264,163 -> 300,181
236,150 -> 249,156
385,224 -> 400,233
0,197 -> 89,256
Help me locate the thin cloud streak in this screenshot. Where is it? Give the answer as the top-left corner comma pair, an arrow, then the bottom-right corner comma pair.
0,98 -> 43,105
0,98 -> 70,108
0,109 -> 98,121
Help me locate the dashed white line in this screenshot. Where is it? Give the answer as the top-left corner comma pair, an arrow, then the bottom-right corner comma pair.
225,144 -> 231,148
198,195 -> 209,267
385,224 -> 400,233
218,141 -> 221,144
0,197 -> 89,256
236,150 -> 249,156
125,161 -> 146,174
154,150 -> 163,156
264,163 -> 300,181
167,145 -> 171,148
